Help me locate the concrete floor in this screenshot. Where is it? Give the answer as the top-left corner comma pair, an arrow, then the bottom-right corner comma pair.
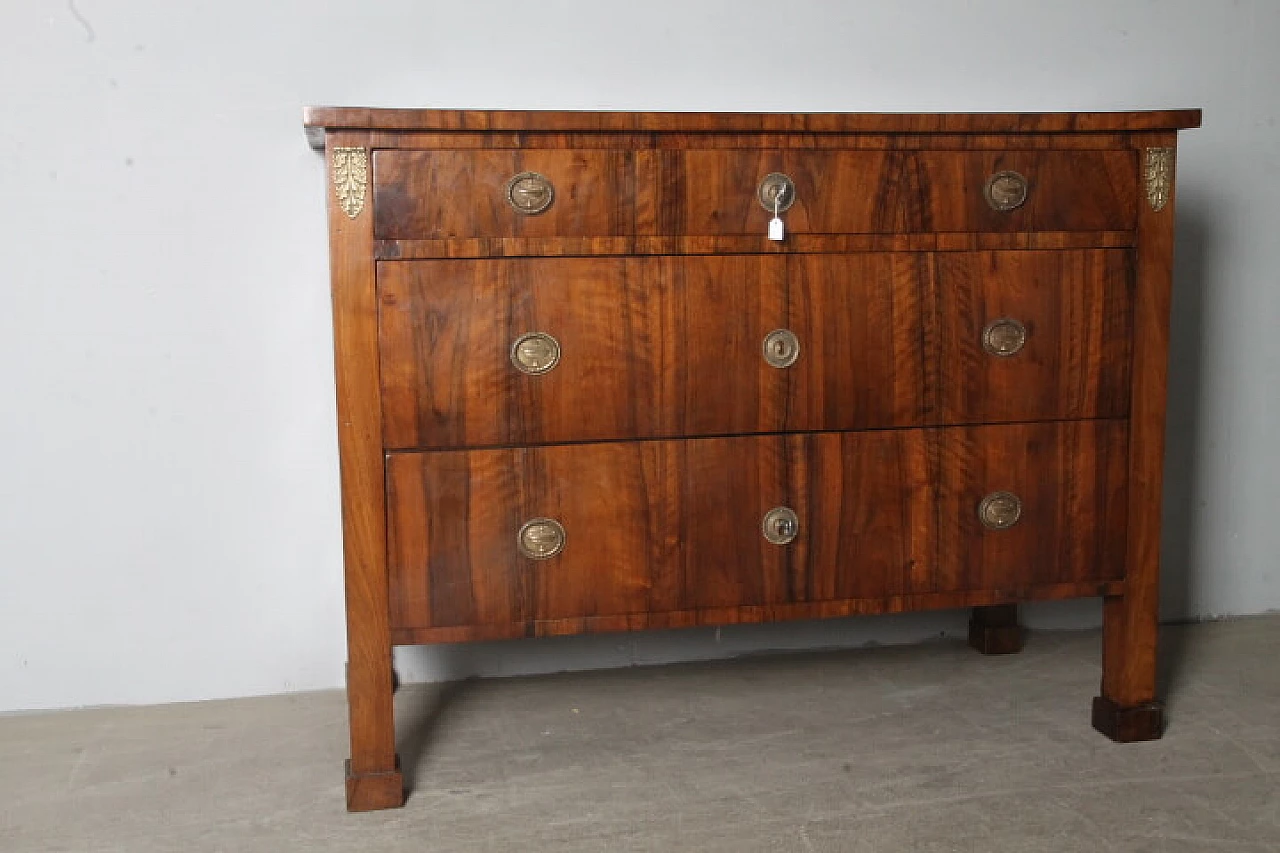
2,618 -> 1279,852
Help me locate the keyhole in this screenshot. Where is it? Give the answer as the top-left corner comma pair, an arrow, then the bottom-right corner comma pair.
759,174 -> 795,213
763,330 -> 799,368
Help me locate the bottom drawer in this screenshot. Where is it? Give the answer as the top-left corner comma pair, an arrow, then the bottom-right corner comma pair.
938,420 -> 1129,592
385,422 -> 1128,634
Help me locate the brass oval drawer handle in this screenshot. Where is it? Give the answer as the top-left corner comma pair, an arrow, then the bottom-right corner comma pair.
518,517 -> 566,559
762,506 -> 800,545
758,173 -> 796,213
505,171 -> 555,215
510,332 -> 561,374
763,329 -> 800,368
983,170 -> 1029,211
982,317 -> 1028,357
978,492 -> 1023,530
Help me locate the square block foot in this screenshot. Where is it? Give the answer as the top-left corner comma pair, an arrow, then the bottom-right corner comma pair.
967,620 -> 1026,655
1091,696 -> 1165,742
345,757 -> 405,811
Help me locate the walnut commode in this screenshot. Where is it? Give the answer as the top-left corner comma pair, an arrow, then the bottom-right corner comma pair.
304,107 -> 1201,811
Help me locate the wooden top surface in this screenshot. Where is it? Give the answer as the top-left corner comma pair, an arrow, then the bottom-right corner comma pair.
304,107 -> 1201,147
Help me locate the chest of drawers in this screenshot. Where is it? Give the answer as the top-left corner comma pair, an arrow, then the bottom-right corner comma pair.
304,107 -> 1200,811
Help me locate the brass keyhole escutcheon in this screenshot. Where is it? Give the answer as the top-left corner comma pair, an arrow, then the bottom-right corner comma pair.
762,329 -> 800,369
505,171 -> 555,215
762,506 -> 800,545
510,332 -> 561,375
757,173 -> 796,213
982,318 -> 1028,357
983,170 -> 1029,212
978,492 -> 1023,530
517,518 -> 566,559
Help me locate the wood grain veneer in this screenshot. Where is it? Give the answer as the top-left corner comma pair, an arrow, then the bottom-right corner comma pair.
304,107 -> 1201,148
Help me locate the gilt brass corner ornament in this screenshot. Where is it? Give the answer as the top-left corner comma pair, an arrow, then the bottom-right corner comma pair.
332,147 -> 368,219
1144,147 -> 1175,212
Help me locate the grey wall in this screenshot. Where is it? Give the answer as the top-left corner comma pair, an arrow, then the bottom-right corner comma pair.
2,0 -> 1276,712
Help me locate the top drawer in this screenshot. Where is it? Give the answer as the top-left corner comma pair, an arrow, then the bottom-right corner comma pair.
371,148 -> 1137,240
373,150 -> 635,239
638,150 -> 1137,236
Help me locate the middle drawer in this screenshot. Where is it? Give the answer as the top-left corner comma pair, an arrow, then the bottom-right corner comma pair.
378,254 -> 922,448
378,250 -> 1130,449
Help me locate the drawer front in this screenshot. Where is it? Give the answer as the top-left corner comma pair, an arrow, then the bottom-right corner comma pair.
378,255 -> 925,449
371,147 -> 1136,240
638,150 -> 1137,236
937,420 -> 1129,592
373,150 -> 634,239
385,432 -> 935,630
932,249 -> 1132,423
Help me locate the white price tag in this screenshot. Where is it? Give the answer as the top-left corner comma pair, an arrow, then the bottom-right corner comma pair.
768,190 -> 785,241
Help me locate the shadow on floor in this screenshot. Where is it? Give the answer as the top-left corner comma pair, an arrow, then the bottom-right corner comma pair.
396,679 -> 465,795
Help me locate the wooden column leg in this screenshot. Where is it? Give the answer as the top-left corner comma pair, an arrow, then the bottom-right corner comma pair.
325,130 -> 404,811
968,604 -> 1026,654
344,652 -> 403,811
1093,594 -> 1164,741
1093,132 -> 1180,744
